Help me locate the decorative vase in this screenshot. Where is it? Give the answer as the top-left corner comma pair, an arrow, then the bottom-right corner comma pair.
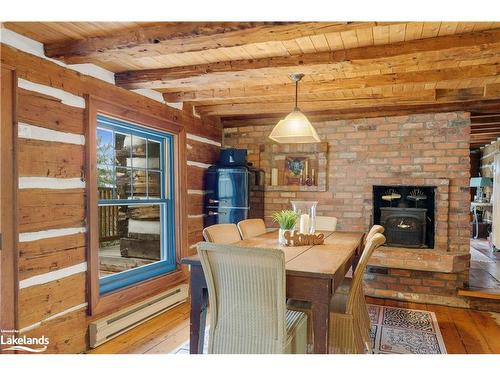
278,228 -> 292,246
291,200 -> 318,234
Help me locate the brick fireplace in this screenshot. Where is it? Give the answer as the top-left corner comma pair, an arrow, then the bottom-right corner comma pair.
224,111 -> 471,306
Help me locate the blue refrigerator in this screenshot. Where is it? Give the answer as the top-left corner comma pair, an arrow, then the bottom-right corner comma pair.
204,166 -> 250,226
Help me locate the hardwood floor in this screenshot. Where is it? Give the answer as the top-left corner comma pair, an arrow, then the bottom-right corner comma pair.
88,298 -> 500,354
467,239 -> 500,296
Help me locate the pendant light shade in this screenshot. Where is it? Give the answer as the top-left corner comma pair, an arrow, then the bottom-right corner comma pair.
268,73 -> 320,144
268,109 -> 320,143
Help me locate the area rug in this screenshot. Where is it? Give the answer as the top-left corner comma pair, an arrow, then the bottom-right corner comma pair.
172,304 -> 447,354
368,304 -> 447,354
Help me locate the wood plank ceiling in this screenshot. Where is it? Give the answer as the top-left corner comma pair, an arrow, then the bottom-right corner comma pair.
4,21 -> 500,149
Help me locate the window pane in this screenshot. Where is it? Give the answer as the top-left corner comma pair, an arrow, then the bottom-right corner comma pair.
97,128 -> 113,166
148,171 -> 161,198
98,165 -> 115,199
131,135 -> 147,168
147,140 -> 161,170
115,132 -> 130,167
98,204 -> 162,279
116,167 -> 131,199
132,168 -> 148,198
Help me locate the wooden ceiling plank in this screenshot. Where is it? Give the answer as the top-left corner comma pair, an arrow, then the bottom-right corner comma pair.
161,64 -> 499,102
114,28 -> 500,89
404,22 -> 424,41
135,46 -> 500,91
43,22 -> 383,64
484,83 -> 500,97
421,22 -> 442,38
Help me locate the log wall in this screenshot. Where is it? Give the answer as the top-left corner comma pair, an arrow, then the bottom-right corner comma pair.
1,42 -> 221,353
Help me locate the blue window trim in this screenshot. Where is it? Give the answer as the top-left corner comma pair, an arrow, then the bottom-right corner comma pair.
96,115 -> 176,295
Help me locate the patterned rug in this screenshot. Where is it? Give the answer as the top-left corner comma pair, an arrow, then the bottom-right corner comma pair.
172,304 -> 446,354
368,304 -> 446,354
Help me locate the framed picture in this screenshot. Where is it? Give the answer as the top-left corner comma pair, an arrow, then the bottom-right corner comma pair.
285,156 -> 306,185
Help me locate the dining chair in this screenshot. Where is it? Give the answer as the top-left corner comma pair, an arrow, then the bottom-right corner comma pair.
197,242 -> 308,354
335,225 -> 385,349
328,233 -> 386,353
315,216 -> 338,232
202,223 -> 242,244
349,224 -> 385,273
364,224 -> 385,247
287,232 -> 386,353
237,218 -> 267,239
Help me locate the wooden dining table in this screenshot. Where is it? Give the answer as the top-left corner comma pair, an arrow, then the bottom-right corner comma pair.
180,230 -> 364,354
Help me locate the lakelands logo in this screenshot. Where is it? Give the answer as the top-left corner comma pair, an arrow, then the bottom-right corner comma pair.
1,330 -> 49,353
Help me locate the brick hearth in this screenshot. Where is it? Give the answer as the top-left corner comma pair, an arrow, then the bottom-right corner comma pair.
224,111 -> 472,305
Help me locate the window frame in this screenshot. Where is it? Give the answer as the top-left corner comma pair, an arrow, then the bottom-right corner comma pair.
96,115 -> 176,294
86,96 -> 188,317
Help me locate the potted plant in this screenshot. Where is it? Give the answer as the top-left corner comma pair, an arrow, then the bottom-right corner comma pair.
272,210 -> 299,245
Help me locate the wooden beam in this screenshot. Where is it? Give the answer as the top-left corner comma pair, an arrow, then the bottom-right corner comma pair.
471,117 -> 500,125
162,64 -> 500,103
44,22 -> 380,64
194,84 -> 500,117
115,28 -> 500,89
220,99 -> 500,126
175,89 -> 438,107
471,134 -> 500,138
471,127 -> 500,133
471,113 -> 500,120
196,97 -> 437,116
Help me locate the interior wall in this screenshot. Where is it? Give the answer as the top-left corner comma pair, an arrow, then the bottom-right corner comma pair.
224,112 -> 472,305
224,112 -> 471,252
1,42 -> 221,353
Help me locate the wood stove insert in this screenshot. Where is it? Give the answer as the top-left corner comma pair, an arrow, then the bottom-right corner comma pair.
373,185 -> 436,248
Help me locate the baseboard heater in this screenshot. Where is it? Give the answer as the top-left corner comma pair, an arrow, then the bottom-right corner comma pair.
89,284 -> 188,348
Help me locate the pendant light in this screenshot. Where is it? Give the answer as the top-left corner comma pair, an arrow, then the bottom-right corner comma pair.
268,73 -> 320,143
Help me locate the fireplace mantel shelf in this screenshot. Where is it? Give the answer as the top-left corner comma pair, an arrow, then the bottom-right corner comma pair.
368,246 -> 470,273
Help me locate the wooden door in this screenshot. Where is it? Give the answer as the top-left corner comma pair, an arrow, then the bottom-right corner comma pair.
0,66 -> 17,338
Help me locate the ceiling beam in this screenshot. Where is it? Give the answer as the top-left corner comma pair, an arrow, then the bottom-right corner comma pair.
115,28 -> 500,89
195,97 -> 439,116
162,65 -> 500,103
220,98 -> 500,126
471,128 -> 500,134
471,113 -> 500,119
44,22 -> 382,64
471,126 -> 500,132
471,116 -> 500,125
171,88 -> 438,107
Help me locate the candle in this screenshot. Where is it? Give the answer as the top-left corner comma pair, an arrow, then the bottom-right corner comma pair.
299,213 -> 310,234
311,168 -> 315,185
271,168 -> 278,186
305,160 -> 309,177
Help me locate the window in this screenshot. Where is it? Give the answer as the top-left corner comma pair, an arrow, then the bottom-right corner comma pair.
96,115 -> 176,294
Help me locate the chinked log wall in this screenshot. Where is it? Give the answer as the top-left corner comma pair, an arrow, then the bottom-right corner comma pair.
1,43 -> 221,353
